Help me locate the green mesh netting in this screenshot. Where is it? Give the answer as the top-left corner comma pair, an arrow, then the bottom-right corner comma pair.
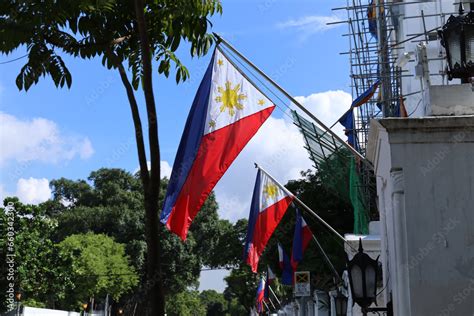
317,150 -> 351,203
292,110 -> 370,234
349,157 -> 369,234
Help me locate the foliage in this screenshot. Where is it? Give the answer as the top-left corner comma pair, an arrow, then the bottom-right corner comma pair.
199,290 -> 226,316
50,168 -> 229,297
165,290 -> 206,316
0,168 -> 235,312
56,233 -> 138,309
223,265 -> 258,312
226,298 -> 247,316
0,198 -> 69,312
0,0 -> 222,90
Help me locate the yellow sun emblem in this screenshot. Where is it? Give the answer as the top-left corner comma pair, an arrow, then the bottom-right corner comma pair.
263,183 -> 279,200
215,81 -> 247,116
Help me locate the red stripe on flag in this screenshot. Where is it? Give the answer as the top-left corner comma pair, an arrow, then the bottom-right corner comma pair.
165,106 -> 275,240
246,195 -> 294,272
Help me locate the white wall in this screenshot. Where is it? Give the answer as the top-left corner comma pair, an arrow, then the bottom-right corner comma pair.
368,116 -> 474,315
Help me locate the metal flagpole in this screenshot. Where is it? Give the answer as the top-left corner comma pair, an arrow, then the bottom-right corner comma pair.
267,296 -> 277,310
311,235 -> 342,283
268,286 -> 281,306
255,163 -> 347,244
215,33 -> 371,169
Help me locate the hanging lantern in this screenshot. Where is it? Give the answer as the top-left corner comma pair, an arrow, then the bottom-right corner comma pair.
438,3 -> 474,82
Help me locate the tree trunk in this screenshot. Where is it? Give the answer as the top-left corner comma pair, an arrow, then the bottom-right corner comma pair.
134,0 -> 165,315
143,194 -> 165,316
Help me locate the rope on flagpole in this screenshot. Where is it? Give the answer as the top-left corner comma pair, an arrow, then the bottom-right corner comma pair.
215,33 -> 372,169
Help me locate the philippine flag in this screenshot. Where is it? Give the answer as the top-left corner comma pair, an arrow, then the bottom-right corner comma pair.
264,266 -> 275,300
278,242 -> 294,285
161,48 -> 275,240
291,209 -> 313,270
256,277 -> 265,313
244,169 -> 294,272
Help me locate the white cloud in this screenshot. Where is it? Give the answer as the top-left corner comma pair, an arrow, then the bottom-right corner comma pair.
294,90 -> 352,139
214,90 -> 352,222
133,160 -> 173,179
15,177 -> 51,205
277,15 -> 343,39
0,112 -> 94,167
213,115 -> 311,222
160,161 -> 172,179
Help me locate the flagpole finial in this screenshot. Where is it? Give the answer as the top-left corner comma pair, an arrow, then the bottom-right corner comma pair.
213,32 -> 222,44
254,162 -> 259,169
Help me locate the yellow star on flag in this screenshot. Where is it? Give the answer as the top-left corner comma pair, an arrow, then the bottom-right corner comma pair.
263,184 -> 278,200
217,59 -> 224,66
215,81 -> 246,116
258,99 -> 265,106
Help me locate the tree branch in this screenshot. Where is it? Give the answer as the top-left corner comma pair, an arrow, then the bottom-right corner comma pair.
106,49 -> 149,189
134,0 -> 160,197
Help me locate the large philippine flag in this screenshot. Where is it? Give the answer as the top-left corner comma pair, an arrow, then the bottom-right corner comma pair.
291,209 -> 313,270
244,169 -> 294,272
161,48 -> 275,240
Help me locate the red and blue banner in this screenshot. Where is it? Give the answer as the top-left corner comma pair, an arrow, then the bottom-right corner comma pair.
161,48 -> 275,240
244,170 -> 294,272
264,266 -> 275,300
351,80 -> 380,108
256,277 -> 265,313
278,242 -> 294,285
291,209 -> 313,270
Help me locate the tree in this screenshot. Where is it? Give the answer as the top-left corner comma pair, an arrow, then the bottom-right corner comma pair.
56,233 -> 139,310
0,1 -> 222,314
223,265 -> 258,312
199,290 -> 226,316
49,168 -> 229,311
0,198 -> 70,312
165,290 -> 206,316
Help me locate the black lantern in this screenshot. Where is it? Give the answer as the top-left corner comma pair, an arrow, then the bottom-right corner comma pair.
438,3 -> 474,83
334,289 -> 348,316
347,239 -> 379,313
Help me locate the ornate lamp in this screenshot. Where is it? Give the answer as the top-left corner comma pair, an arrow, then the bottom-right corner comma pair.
347,239 -> 380,315
438,3 -> 474,83
334,289 -> 348,316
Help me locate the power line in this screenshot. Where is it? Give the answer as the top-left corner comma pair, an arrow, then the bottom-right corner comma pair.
0,54 -> 28,65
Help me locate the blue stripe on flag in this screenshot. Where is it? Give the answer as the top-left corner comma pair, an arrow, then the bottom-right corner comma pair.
160,53 -> 215,224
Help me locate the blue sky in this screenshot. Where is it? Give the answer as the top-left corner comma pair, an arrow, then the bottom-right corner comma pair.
0,0 -> 353,292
